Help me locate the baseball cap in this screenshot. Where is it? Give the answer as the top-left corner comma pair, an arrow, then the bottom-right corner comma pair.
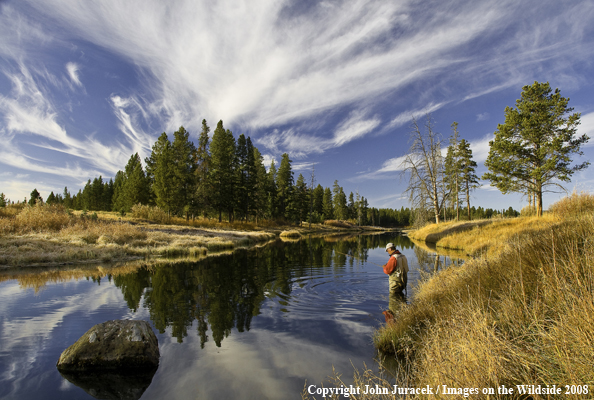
385,243 -> 395,251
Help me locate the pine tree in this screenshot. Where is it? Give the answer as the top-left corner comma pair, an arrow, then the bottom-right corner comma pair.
267,160 -> 279,219
171,126 -> 197,219
444,122 -> 462,220
251,146 -> 268,223
195,119 -> 211,218
235,134 -> 249,221
46,191 -> 56,205
276,153 -> 294,219
0,193 -> 7,207
312,184 -> 324,216
347,192 -> 355,220
209,121 -> 236,222
332,180 -> 347,220
62,187 -> 71,209
322,187 -> 333,220
293,173 -> 309,225
484,81 -> 589,216
458,139 -> 480,220
146,133 -> 175,214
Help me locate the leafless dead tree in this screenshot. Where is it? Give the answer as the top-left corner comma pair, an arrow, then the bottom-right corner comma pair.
401,114 -> 450,224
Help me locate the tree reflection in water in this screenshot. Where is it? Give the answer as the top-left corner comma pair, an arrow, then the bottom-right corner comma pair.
111,234 -> 417,347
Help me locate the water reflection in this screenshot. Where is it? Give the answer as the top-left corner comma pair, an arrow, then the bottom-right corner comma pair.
0,232 -> 465,400
58,369 -> 157,400
110,234 -> 415,347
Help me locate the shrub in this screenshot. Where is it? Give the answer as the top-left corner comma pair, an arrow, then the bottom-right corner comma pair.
15,204 -> 72,232
130,204 -> 170,224
280,230 -> 301,238
549,191 -> 594,218
520,205 -> 536,216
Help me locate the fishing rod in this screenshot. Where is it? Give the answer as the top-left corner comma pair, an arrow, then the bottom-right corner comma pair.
332,250 -> 384,268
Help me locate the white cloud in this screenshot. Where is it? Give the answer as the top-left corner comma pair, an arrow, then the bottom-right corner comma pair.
386,102 -> 447,130
579,111 -> 594,147
21,0 -> 541,133
332,111 -> 381,147
470,134 -> 493,163
65,62 -> 81,86
476,112 -> 490,121
0,65 -> 132,177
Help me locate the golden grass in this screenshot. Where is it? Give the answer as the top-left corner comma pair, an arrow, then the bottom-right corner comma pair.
368,194 -> 594,397
323,219 -> 357,229
279,230 -> 301,238
549,190 -> 594,218
0,204 -> 277,267
409,214 -> 559,257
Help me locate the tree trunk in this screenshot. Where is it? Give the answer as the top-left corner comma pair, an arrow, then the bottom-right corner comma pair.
466,180 -> 471,220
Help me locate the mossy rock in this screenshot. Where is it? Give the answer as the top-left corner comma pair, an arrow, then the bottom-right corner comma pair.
57,320 -> 159,372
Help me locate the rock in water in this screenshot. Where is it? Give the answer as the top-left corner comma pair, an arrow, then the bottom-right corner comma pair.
57,320 -> 159,371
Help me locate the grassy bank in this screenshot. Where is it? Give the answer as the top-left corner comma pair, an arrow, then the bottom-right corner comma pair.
0,204 -> 278,267
371,193 -> 594,398
0,204 -> 389,268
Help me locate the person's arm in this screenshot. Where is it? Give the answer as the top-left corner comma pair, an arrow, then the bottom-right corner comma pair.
383,256 -> 397,275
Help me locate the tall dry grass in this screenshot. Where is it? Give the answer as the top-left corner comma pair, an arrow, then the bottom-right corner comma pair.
369,194 -> 594,398
549,190 -> 594,218
0,203 -> 277,266
409,215 -> 559,257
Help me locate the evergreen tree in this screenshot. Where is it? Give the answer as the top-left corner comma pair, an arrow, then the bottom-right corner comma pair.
195,119 -> 211,218
332,180 -> 347,220
484,81 -> 589,216
28,188 -> 42,206
444,122 -> 463,220
322,187 -> 333,220
209,121 -> 236,222
267,160 -> 279,219
102,178 -> 115,211
347,192 -> 355,220
251,146 -> 268,223
171,126 -> 197,218
312,184 -> 324,215
62,187 -> 72,209
112,170 -> 126,212
0,193 -> 7,207
46,191 -> 56,205
293,173 -> 309,225
146,133 -> 175,214
81,180 -> 92,210
458,139 -> 480,220
235,134 -> 249,221
276,153 -> 294,218
114,153 -> 149,212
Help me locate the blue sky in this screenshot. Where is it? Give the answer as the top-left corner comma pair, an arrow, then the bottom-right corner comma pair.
1,0 -> 593,211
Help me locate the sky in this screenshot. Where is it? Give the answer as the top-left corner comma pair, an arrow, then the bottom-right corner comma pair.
1,0 -> 593,211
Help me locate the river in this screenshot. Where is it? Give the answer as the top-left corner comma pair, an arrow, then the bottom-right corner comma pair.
0,232 -> 462,400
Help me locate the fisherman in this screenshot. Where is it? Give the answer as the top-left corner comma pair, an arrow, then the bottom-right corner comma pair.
383,243 -> 408,294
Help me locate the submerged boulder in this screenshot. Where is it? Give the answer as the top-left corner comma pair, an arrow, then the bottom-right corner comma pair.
57,320 -> 159,372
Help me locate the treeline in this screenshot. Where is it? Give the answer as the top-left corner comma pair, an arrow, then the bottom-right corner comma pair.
2,119 -> 521,226
16,120 -> 400,226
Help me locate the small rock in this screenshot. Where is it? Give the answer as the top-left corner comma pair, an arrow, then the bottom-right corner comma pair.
57,320 -> 159,372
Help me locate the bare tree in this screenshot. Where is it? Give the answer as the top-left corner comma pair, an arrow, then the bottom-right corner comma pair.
401,115 -> 450,224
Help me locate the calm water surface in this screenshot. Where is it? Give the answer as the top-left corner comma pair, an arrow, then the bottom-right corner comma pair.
0,232 -> 460,400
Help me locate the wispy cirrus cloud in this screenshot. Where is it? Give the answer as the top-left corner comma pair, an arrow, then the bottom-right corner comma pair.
0,64 -> 132,177
22,0 -> 579,139
65,62 -> 82,87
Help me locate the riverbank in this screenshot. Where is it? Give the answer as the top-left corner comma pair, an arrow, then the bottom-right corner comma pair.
366,193 -> 594,397
0,204 -> 391,269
